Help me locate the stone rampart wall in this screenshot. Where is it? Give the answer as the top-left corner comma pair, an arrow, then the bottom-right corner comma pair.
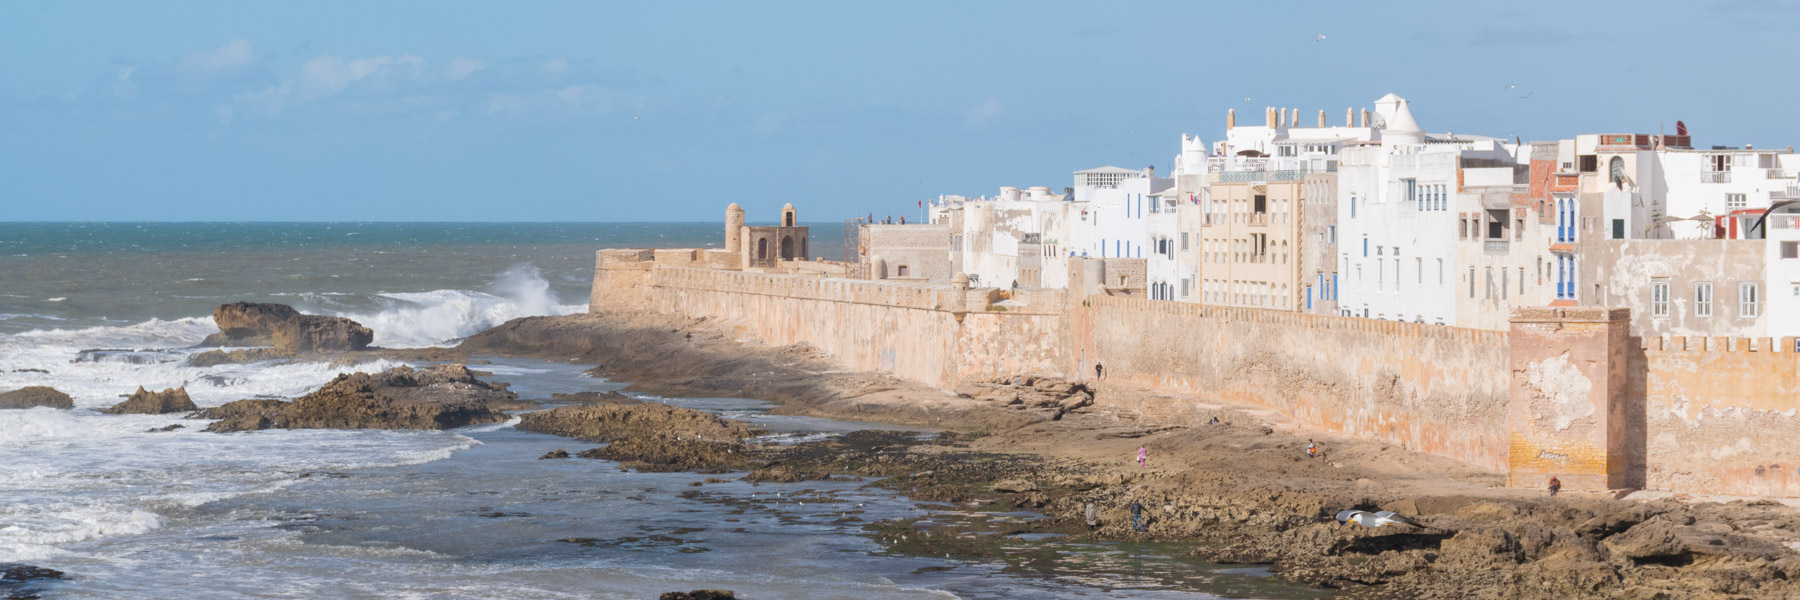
591,250 -> 1800,497
1638,335 -> 1800,497
1072,296 -> 1513,470
641,267 -> 1065,388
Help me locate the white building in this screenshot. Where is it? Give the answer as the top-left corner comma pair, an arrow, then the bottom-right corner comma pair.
932,186 -> 1078,289
1336,94 -> 1521,324
1070,166 -> 1168,263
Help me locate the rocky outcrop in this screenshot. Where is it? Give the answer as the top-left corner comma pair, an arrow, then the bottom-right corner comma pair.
271,314 -> 373,353
105,387 -> 198,415
518,402 -> 760,472
549,391 -> 642,405
185,348 -> 289,367
517,402 -> 753,444
659,592 -> 734,600
955,375 -> 1093,414
201,302 -> 372,353
0,386 -> 74,410
201,365 -> 512,432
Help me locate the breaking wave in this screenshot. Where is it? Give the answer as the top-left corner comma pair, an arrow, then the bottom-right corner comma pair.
330,264 -> 586,348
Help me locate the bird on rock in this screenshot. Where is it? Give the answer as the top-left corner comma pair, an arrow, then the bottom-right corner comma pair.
1334,510 -> 1422,528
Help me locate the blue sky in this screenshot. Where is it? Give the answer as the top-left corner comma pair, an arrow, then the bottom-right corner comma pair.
3,0 -> 1798,221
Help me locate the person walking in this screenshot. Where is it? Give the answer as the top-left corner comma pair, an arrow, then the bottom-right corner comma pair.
1130,500 -> 1145,532
1548,476 -> 1561,497
1084,502 -> 1099,530
1306,440 -> 1318,459
1095,362 -> 1105,380
1137,445 -> 1147,469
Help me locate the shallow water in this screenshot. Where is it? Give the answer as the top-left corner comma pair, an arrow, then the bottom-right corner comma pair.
0,223 -> 1322,598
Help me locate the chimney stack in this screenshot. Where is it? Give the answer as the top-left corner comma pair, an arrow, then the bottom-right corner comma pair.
1318,109 -> 1326,128
1227,108 -> 1236,130
1346,107 -> 1353,127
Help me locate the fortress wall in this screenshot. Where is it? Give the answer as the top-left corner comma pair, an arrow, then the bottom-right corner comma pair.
639,267 -> 1066,388
591,251 -> 1800,496
1072,296 -> 1513,470
1638,336 -> 1800,497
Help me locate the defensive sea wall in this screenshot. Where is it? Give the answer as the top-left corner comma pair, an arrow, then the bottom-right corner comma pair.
593,250 -> 1800,497
1071,296 -> 1511,471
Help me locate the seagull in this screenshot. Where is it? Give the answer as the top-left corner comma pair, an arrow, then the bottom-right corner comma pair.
1335,510 -> 1423,529
1315,34 -> 1326,42
1519,91 -> 1534,100
1243,96 -> 1252,103
1504,83 -> 1516,90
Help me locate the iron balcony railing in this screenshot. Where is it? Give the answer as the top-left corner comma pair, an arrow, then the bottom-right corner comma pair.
1484,240 -> 1510,254
1701,171 -> 1732,184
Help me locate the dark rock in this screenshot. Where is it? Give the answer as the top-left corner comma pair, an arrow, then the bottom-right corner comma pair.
0,386 -> 73,410
0,563 -> 66,599
202,365 -> 511,432
105,387 -> 198,415
146,424 -> 186,433
659,590 -> 734,600
548,391 -> 642,405
186,348 -> 289,367
539,449 -> 570,459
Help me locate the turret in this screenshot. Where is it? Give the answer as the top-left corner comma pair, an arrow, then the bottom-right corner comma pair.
781,203 -> 797,227
725,203 -> 745,250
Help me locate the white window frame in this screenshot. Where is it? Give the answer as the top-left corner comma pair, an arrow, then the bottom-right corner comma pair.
1739,282 -> 1759,318
1695,282 -> 1714,318
1651,279 -> 1670,318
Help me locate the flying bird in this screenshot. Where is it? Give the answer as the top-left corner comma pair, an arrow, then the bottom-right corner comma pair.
1315,34 -> 1326,42
1505,83 -> 1516,90
1518,91 -> 1534,100
1335,510 -> 1423,529
1243,96 -> 1252,103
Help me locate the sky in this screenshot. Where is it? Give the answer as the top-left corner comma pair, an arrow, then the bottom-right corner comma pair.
3,0 -> 1799,222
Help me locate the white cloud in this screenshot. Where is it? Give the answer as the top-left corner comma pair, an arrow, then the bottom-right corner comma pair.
486,84 -> 617,116
541,58 -> 569,75
181,39 -> 256,76
295,54 -> 428,99
445,57 -> 485,80
965,99 -> 1004,125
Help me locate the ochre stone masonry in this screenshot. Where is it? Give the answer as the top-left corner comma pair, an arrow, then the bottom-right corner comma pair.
593,249 -> 1800,497
1506,307 -> 1630,492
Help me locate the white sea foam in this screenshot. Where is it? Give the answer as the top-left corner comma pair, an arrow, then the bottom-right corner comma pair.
331,264 -> 585,347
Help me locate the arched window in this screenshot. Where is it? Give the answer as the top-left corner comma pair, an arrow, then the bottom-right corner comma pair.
757,238 -> 768,260
780,236 -> 795,260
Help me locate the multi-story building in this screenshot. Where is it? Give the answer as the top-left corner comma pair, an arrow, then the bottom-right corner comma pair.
1337,94 -> 1520,324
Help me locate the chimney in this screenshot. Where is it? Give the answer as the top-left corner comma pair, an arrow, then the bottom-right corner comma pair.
1227,108 -> 1236,130
1361,109 -> 1371,127
1266,107 -> 1275,127
1146,165 -> 1156,177
1346,107 -> 1353,127
1291,108 -> 1300,127
1317,109 -> 1326,128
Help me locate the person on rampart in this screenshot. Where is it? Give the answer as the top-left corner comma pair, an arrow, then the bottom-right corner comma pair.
1095,362 -> 1105,380
1548,476 -> 1561,497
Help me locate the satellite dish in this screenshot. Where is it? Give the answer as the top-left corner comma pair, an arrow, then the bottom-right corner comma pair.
1676,121 -> 1688,136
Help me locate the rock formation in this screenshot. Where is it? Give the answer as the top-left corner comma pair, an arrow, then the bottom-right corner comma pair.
0,386 -> 74,410
518,401 -> 759,472
199,364 -> 512,432
954,375 -> 1093,414
200,302 -> 373,353
105,387 -> 198,414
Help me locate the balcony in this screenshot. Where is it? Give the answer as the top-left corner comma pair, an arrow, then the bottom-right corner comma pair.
1769,169 -> 1792,179
1701,171 -> 1732,184
1484,240 -> 1510,254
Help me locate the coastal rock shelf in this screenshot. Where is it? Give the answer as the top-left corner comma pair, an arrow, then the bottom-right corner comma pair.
198,364 -> 513,432
0,386 -> 74,410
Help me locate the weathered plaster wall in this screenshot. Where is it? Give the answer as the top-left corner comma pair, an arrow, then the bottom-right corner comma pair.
1506,307 -> 1631,492
1070,296 -> 1512,470
860,224 -> 952,283
1638,335 -> 1800,496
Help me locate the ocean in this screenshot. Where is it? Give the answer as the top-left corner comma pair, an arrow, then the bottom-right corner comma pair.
0,223 -> 1313,599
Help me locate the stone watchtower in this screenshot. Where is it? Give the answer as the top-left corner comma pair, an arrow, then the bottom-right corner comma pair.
725,203 -> 745,251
